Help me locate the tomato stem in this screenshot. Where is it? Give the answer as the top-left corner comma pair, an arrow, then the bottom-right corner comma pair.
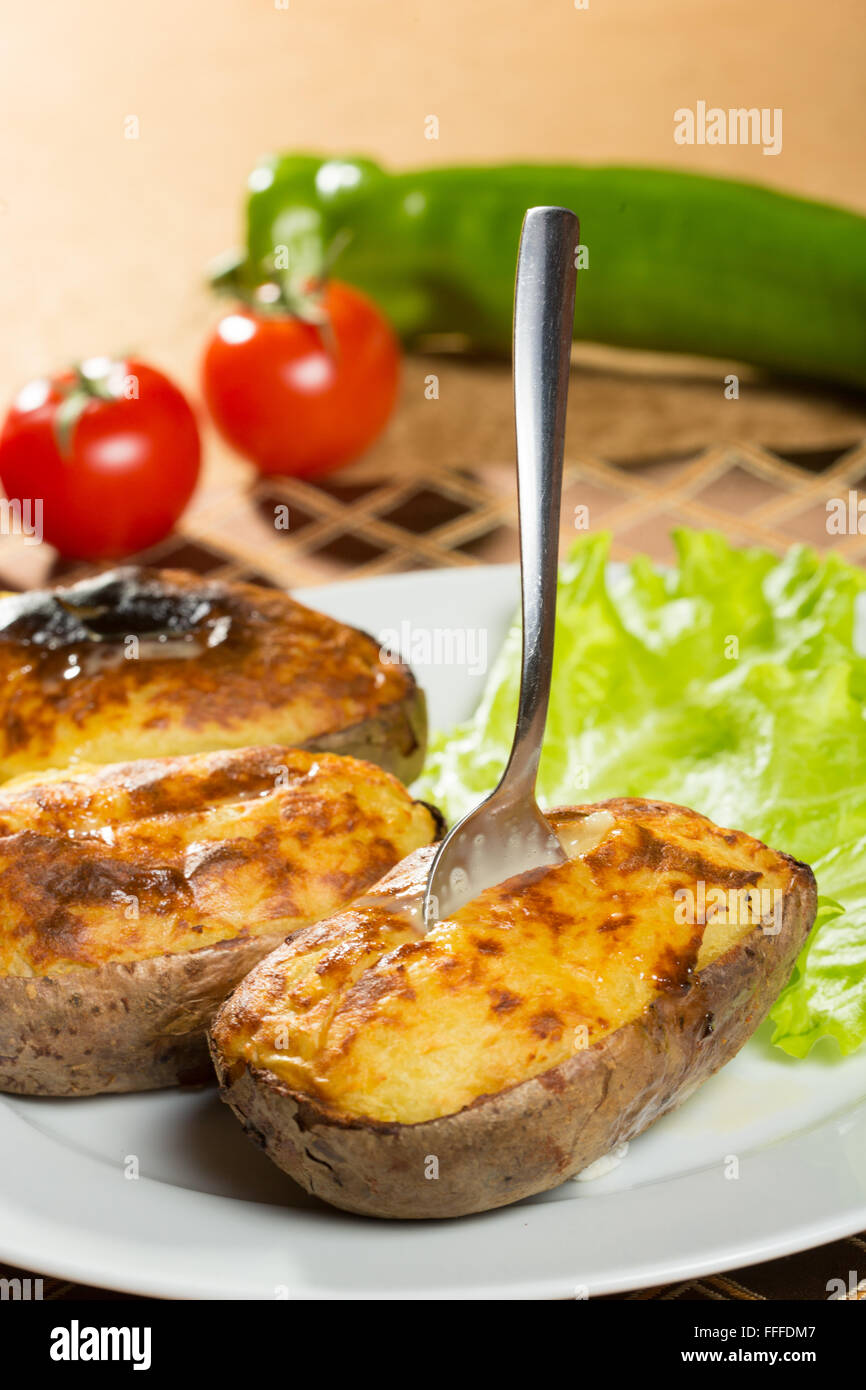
52,360 -> 124,457
207,229 -> 353,335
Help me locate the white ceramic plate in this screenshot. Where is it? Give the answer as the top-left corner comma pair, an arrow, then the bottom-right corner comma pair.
2,565 -> 865,1300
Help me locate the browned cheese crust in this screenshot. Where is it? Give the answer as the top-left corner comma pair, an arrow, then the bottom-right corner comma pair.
0,567 -> 425,784
0,745 -> 441,1095
209,798 -> 817,1219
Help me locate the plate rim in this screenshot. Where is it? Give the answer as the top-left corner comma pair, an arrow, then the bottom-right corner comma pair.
3,1088 -> 866,1299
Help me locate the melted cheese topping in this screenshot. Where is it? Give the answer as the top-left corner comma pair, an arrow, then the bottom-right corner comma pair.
213,799 -> 799,1124
0,746 -> 437,975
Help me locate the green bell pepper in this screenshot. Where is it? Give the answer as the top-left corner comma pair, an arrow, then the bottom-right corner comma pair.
225,154 -> 866,389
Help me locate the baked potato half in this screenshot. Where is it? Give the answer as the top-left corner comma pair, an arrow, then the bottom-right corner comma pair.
210,797 -> 817,1219
0,567 -> 425,784
0,745 -> 441,1096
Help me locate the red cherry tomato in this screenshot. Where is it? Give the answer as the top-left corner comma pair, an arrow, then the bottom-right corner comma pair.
201,281 -> 400,478
0,358 -> 200,560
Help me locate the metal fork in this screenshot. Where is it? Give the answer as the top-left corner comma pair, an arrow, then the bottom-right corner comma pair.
422,205 -> 579,929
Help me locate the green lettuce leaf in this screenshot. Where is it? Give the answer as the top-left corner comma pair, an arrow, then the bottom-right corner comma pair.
419,529 -> 866,1057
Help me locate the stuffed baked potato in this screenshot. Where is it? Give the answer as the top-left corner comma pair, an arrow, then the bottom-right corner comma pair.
210,797 -> 816,1218
0,745 -> 440,1096
0,567 -> 425,783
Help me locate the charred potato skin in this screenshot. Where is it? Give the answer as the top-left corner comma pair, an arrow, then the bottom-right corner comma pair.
210,804 -> 817,1220
0,567 -> 427,784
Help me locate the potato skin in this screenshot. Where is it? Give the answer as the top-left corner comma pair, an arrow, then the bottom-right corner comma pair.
0,934 -> 287,1095
301,680 -> 427,787
210,810 -> 817,1219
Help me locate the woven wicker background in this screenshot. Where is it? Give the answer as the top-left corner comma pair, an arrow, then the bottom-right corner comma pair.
1,349 -> 865,592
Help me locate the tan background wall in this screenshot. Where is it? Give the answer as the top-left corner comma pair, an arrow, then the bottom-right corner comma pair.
1,0 -> 862,388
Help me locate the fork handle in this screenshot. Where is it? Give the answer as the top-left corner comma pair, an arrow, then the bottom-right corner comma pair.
504,205 -> 579,796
